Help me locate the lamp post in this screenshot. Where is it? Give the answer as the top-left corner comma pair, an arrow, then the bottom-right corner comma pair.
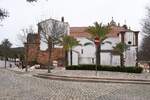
94,37 -> 100,76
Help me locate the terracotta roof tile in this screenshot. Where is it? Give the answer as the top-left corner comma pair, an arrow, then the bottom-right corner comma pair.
107,26 -> 128,37
70,27 -> 91,38
70,26 -> 130,38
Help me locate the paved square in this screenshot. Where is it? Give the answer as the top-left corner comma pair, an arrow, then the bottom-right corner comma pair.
0,69 -> 150,100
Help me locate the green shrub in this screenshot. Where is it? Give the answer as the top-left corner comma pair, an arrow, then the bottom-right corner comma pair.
66,65 -> 143,73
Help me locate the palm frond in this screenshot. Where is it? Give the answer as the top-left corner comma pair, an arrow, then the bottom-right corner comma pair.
61,35 -> 79,51
86,21 -> 111,42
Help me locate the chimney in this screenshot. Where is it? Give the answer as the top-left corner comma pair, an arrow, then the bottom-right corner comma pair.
61,16 -> 64,22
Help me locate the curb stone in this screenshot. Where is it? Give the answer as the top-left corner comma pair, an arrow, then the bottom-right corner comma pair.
33,74 -> 150,85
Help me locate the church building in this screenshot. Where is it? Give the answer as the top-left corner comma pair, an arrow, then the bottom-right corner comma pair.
25,18 -> 139,67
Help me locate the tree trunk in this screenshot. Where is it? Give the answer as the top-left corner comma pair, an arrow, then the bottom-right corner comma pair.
148,63 -> 150,73
70,49 -> 72,66
25,44 -> 28,72
4,56 -> 6,68
120,32 -> 125,67
65,50 -> 68,67
96,44 -> 100,65
136,47 -> 138,67
99,44 -> 101,66
48,40 -> 52,73
120,53 -> 124,67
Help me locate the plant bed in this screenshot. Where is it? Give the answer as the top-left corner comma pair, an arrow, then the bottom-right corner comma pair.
66,65 -> 143,73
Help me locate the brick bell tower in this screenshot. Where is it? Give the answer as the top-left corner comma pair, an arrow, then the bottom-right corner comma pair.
25,33 -> 40,65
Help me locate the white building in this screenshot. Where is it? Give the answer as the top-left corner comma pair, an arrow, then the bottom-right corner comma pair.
68,19 -> 139,67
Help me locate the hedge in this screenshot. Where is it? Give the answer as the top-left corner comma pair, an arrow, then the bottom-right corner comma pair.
66,65 -> 143,73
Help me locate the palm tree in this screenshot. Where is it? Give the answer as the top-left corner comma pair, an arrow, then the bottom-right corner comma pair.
60,35 -> 79,67
87,22 -> 110,66
113,42 -> 127,67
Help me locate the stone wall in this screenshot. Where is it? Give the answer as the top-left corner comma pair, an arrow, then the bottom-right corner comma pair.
37,48 -> 65,66
26,33 -> 65,67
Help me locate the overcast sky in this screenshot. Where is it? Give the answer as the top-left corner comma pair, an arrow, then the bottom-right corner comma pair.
0,0 -> 149,47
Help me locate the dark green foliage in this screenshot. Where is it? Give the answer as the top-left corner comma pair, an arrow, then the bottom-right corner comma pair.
113,42 -> 128,67
26,0 -> 37,2
0,39 -> 24,59
87,22 -> 110,65
10,47 -> 24,59
0,39 -> 12,59
61,35 -> 79,51
87,22 -> 110,38
113,43 -> 127,54
0,8 -> 8,21
66,65 -> 143,73
59,35 -> 79,66
1,39 -> 12,49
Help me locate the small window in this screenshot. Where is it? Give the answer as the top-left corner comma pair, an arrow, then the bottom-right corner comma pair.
128,41 -> 132,45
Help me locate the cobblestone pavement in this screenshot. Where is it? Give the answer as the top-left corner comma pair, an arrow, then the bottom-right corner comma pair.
48,69 -> 150,80
9,66 -> 150,81
0,69 -> 150,100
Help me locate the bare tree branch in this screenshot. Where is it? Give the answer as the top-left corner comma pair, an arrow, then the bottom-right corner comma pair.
140,6 -> 150,61
38,19 -> 69,45
17,26 -> 35,44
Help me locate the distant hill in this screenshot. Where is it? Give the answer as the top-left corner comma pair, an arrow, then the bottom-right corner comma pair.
0,46 -> 25,60
10,47 -> 25,58
11,47 -> 24,53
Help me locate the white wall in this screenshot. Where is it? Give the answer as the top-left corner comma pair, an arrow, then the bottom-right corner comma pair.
71,37 -> 96,65
101,37 -> 119,50
79,57 -> 95,64
124,46 -> 137,66
71,37 -> 121,66
101,52 -> 111,65
101,52 -> 120,66
68,51 -> 79,65
111,55 -> 120,66
69,32 -> 138,66
124,32 -> 137,66
124,32 -> 136,45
